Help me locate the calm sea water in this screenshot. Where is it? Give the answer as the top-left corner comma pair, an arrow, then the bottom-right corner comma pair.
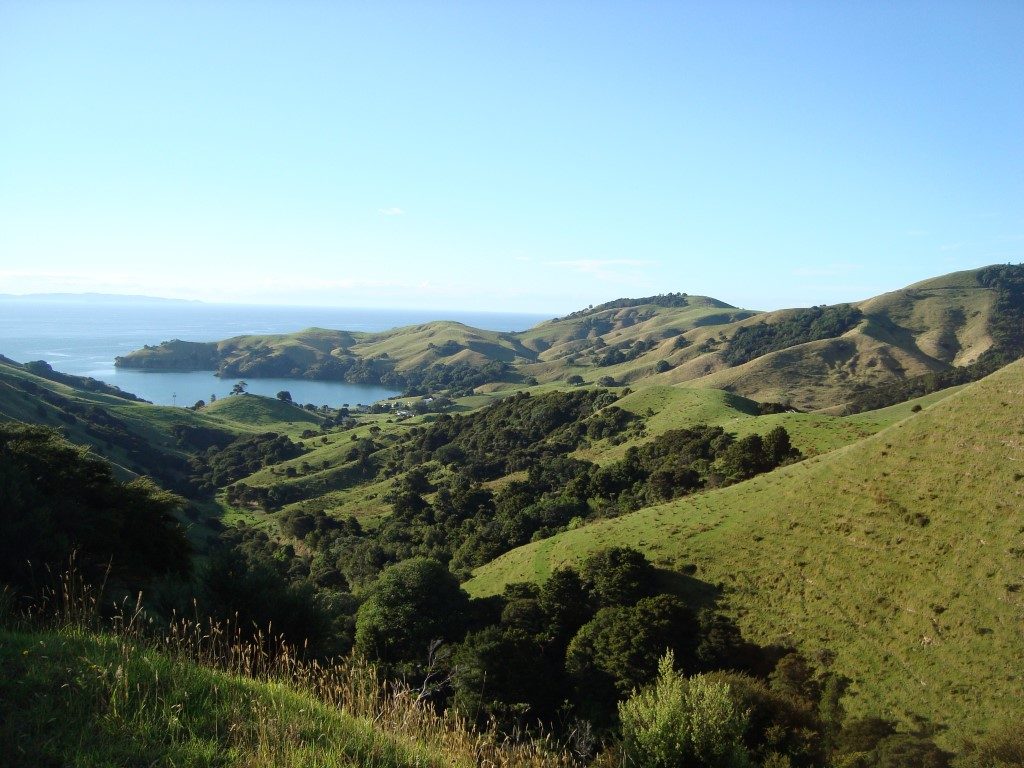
0,300 -> 548,407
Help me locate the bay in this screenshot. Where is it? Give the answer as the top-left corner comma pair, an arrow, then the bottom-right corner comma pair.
0,300 -> 548,408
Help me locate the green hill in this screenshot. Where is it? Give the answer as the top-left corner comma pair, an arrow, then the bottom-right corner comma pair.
466,359 -> 1024,741
201,392 -> 323,429
114,265 -> 1024,411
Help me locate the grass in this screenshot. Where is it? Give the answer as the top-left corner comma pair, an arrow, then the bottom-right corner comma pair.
575,383 -> 963,467
466,359 -> 1024,743
0,577 -> 574,768
0,628 -> 445,768
200,394 -> 324,434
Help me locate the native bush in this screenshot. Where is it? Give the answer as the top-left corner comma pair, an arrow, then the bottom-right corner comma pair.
618,652 -> 750,768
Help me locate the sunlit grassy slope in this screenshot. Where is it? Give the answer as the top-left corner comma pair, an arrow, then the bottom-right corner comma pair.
574,383 -> 966,466
199,393 -> 323,432
654,267 -> 1000,409
1,626 -> 549,768
466,360 -> 1024,738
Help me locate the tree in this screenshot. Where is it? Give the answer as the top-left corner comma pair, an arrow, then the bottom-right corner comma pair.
567,375 -> 585,386
707,670 -> 827,767
538,566 -> 592,650
276,390 -> 292,403
452,626 -> 558,727
763,426 -> 798,466
618,652 -> 750,768
354,557 -> 469,671
716,434 -> 768,481
581,546 -> 657,607
0,423 -> 190,590
231,381 -> 248,396
566,594 -> 696,718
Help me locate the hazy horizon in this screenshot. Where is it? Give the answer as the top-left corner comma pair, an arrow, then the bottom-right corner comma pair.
0,259 -> 1013,316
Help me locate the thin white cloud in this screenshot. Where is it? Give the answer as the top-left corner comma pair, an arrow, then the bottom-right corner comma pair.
378,207 -> 405,216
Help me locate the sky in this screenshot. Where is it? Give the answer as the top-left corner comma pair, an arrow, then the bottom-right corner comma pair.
1,1 -> 1021,313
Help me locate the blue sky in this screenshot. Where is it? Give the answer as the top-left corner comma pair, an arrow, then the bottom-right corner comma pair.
1,1 -> 1021,313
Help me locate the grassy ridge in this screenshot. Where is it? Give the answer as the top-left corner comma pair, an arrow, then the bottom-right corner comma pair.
114,266 -> 1017,411
466,360 -> 1024,740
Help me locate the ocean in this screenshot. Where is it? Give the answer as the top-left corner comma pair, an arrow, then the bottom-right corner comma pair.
0,300 -> 549,407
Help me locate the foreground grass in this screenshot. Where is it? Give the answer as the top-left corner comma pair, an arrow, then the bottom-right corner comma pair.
0,616 -> 573,768
0,628 -> 450,768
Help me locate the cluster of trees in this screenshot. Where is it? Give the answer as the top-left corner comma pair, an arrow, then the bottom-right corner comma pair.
722,305 -> 864,367
590,424 -> 799,508
385,360 -> 516,396
286,413 -> 797,588
0,423 -> 190,592
555,293 -> 690,322
352,548 -> 752,728
186,431 -> 307,496
347,546 -> 957,766
595,338 -> 658,367
384,389 -> 630,481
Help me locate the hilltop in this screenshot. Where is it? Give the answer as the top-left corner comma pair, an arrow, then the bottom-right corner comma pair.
466,359 -> 1024,740
115,265 -> 1024,409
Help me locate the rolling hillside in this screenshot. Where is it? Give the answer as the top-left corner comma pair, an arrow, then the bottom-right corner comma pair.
115,265 -> 1024,410
466,359 -> 1024,740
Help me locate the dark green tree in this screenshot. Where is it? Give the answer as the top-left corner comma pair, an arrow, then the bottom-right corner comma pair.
354,557 -> 469,670
452,626 -> 559,728
0,423 -> 190,591
565,594 -> 696,721
581,546 -> 657,607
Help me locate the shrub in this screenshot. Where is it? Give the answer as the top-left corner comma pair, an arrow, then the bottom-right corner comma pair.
618,652 -> 750,768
